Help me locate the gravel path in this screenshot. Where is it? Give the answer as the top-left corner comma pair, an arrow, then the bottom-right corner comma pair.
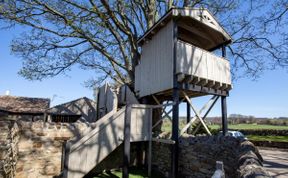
259,147 -> 288,178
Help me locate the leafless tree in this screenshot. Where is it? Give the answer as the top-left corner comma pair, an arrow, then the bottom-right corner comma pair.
0,0 -> 287,88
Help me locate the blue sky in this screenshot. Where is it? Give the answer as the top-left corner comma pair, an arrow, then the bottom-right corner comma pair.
0,26 -> 288,118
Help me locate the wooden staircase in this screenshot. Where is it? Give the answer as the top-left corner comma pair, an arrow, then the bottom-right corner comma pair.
62,85 -> 152,178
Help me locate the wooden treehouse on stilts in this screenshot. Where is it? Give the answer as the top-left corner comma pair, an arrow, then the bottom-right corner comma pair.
135,8 -> 232,177
61,8 -> 232,178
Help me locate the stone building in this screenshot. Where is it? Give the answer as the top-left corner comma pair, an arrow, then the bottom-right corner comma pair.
0,95 -> 50,121
46,97 -> 97,123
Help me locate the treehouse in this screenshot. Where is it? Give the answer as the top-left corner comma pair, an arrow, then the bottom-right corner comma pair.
135,8 -> 232,99
62,8 -> 233,178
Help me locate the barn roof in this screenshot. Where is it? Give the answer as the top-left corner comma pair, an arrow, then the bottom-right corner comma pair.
47,97 -> 96,115
0,95 -> 50,114
137,8 -> 232,50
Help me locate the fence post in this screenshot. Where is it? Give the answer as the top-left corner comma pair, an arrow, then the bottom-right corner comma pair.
123,105 -> 131,178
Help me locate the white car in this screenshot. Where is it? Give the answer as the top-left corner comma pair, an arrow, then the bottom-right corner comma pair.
219,131 -> 248,140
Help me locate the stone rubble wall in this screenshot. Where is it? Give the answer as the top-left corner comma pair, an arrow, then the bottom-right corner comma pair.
1,119 -> 140,178
14,120 -> 91,178
0,121 -> 19,178
237,141 -> 271,178
152,135 -> 271,178
251,140 -> 288,149
237,129 -> 288,136
1,119 -> 272,178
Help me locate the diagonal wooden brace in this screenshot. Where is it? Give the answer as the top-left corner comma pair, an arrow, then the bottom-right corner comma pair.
152,95 -> 185,129
182,91 -> 212,135
192,96 -> 219,135
180,95 -> 218,136
152,108 -> 173,129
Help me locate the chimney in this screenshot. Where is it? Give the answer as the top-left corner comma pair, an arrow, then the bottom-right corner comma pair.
5,90 -> 10,96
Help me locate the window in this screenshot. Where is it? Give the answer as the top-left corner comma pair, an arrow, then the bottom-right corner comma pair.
51,115 -> 80,123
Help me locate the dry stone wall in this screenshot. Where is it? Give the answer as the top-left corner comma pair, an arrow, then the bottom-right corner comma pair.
0,119 -> 272,178
0,121 -> 19,178
237,129 -> 288,136
1,119 -> 140,178
152,135 -> 271,178
14,120 -> 91,178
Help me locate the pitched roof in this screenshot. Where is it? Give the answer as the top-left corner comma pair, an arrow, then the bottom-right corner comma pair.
137,8 -> 232,50
0,95 -> 50,114
47,97 -> 96,115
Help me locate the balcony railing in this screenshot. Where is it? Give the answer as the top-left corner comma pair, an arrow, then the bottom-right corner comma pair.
176,40 -> 231,89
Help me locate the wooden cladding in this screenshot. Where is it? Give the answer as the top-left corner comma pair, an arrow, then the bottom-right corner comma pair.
176,40 -> 231,85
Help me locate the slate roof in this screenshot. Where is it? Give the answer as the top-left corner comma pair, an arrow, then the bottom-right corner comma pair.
0,95 -> 50,114
47,97 -> 96,115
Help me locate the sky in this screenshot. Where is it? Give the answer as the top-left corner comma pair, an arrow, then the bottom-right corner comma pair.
1,26 -> 288,118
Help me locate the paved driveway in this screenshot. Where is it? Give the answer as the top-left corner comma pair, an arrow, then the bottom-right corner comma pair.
259,148 -> 288,178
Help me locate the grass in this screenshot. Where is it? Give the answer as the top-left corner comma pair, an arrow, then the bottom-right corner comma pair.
209,124 -> 288,130
93,168 -> 165,178
247,135 -> 288,142
162,120 -> 288,133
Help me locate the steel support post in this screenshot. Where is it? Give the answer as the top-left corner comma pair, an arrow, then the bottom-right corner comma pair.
221,45 -> 228,136
187,101 -> 191,124
221,96 -> 228,136
171,17 -> 179,178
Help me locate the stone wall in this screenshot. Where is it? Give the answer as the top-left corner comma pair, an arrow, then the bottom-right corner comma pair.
1,119 -> 142,178
15,120 -> 91,178
251,140 -> 288,149
0,121 -> 19,178
1,119 -> 272,178
152,135 -> 271,178
237,129 -> 288,136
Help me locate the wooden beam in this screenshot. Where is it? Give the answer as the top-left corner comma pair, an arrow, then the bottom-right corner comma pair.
152,95 -> 185,129
152,138 -> 176,144
191,76 -> 200,85
180,95 -> 218,136
148,108 -> 153,177
177,74 -> 194,83
220,83 -> 228,90
213,82 -> 221,90
205,80 -> 215,88
152,95 -> 172,121
180,83 -> 228,96
198,78 -> 208,86
151,95 -> 172,129
180,116 -> 198,136
182,91 -> 212,135
183,75 -> 193,83
177,73 -> 186,82
192,96 -> 219,135
226,84 -> 232,91
152,108 -> 172,129
123,106 -> 131,178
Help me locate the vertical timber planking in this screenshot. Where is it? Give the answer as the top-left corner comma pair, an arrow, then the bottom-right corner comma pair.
171,17 -> 179,178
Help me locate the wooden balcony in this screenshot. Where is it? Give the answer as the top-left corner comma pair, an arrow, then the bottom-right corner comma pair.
176,40 -> 232,91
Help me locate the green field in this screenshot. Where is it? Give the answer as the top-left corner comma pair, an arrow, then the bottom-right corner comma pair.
161,121 -> 288,133
209,124 -> 288,130
161,121 -> 288,143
